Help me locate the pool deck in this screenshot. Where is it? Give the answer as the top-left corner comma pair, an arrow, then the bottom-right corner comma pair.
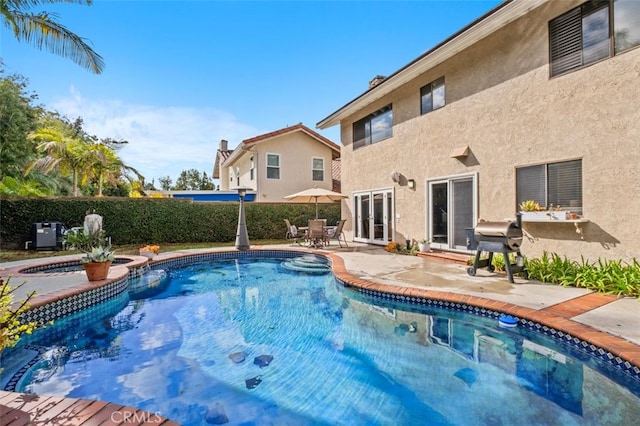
1,243 -> 639,424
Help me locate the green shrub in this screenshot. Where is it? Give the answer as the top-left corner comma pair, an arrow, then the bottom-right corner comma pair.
525,251 -> 640,297
0,197 -> 340,248
468,253 -> 518,273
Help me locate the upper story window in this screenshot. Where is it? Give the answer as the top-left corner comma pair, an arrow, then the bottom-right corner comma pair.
266,153 -> 280,179
312,157 -> 324,181
550,0 -> 640,77
250,156 -> 255,181
420,77 -> 445,115
353,105 -> 392,150
614,0 -> 640,53
516,159 -> 582,213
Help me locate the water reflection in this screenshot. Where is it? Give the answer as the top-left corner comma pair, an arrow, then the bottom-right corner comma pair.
345,290 -> 640,423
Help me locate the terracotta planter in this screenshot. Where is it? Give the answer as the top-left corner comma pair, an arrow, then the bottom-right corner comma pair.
83,261 -> 112,281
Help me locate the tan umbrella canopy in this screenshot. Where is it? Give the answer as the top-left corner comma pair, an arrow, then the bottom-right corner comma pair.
283,187 -> 348,219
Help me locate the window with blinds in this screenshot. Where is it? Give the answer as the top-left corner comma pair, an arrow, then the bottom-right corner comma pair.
516,160 -> 582,212
550,1 -> 610,77
549,0 -> 640,77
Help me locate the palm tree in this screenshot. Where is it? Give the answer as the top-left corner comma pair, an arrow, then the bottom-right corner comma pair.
26,122 -> 93,196
0,0 -> 104,74
88,143 -> 143,196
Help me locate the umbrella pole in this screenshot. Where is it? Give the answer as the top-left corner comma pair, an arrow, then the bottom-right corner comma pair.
315,197 -> 319,219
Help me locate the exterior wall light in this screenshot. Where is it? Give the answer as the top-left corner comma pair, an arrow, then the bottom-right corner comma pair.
407,179 -> 416,190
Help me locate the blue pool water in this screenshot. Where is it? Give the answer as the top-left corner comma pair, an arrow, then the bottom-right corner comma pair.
2,257 -> 640,425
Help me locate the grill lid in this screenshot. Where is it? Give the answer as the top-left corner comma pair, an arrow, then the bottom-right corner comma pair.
474,220 -> 523,250
475,221 -> 520,238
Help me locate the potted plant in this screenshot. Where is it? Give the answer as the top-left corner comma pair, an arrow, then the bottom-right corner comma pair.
139,244 -> 160,259
418,239 -> 431,253
64,215 -> 115,281
519,200 -> 549,221
80,245 -> 115,281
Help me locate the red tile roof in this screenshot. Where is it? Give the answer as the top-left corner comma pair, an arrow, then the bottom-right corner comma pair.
242,123 -> 340,154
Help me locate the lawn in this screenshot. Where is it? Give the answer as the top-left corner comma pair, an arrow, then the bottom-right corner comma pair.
0,240 -> 289,263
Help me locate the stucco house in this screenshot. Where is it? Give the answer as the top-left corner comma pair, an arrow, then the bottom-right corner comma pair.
214,123 -> 341,202
317,0 -> 640,262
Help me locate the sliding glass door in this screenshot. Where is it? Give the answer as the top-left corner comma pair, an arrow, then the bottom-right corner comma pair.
428,174 -> 476,251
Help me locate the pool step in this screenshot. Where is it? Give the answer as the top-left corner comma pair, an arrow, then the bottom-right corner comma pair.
281,255 -> 330,274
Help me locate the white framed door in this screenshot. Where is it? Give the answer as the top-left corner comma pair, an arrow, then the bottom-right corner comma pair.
354,189 -> 394,245
427,173 -> 477,251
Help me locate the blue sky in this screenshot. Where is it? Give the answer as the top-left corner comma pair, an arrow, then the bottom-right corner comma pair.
1,0 -> 501,185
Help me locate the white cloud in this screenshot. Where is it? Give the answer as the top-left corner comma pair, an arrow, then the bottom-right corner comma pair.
52,86 -> 258,183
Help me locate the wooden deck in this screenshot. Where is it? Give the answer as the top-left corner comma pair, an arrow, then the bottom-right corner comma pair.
0,391 -> 179,425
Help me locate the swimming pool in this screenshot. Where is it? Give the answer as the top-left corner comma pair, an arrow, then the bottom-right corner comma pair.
2,255 -> 640,425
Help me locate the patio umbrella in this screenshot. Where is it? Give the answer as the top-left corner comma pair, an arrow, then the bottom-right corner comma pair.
283,187 -> 348,219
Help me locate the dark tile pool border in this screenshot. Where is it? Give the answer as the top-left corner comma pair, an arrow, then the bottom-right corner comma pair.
17,257 -> 134,274
20,276 -> 129,325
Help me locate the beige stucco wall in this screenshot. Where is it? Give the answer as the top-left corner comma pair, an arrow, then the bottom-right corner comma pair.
225,132 -> 336,202
337,0 -> 640,262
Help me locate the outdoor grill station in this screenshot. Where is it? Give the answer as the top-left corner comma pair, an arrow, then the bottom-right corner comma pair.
466,213 -> 528,283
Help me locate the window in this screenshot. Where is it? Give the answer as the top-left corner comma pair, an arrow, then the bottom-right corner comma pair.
420,77 -> 445,115
614,0 -> 640,53
516,160 -> 582,212
550,0 -> 640,77
353,105 -> 392,149
266,153 -> 280,179
312,158 -> 324,181
250,156 -> 255,181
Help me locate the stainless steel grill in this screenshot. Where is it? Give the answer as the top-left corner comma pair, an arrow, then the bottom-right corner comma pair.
466,216 -> 527,283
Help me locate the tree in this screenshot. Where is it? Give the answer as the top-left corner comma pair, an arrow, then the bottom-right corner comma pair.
158,175 -> 172,191
87,142 -> 142,197
26,118 -> 93,196
173,168 -> 215,190
0,0 -> 104,74
0,66 -> 40,180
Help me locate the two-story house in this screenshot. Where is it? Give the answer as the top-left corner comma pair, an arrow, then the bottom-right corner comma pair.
317,0 -> 640,262
214,123 -> 341,202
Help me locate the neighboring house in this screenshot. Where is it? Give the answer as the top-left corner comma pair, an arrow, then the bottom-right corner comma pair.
317,0 -> 640,262
213,123 -> 341,202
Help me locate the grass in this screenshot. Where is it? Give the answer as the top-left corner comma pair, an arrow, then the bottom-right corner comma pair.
0,240 -> 289,263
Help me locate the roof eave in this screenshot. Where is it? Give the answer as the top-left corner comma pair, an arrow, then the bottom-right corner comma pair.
316,0 -> 547,130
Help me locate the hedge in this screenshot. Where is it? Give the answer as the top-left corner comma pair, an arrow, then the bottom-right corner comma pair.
0,197 -> 341,249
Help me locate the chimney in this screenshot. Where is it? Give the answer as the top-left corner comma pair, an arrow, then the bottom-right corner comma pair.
369,75 -> 386,89
219,139 -> 228,151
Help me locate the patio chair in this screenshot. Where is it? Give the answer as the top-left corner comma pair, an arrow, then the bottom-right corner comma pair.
324,219 -> 348,247
284,219 -> 306,245
307,219 -> 326,248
